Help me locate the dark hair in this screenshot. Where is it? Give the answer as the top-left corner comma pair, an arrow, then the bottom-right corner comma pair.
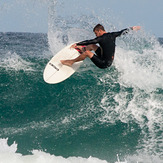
93,24 -> 105,32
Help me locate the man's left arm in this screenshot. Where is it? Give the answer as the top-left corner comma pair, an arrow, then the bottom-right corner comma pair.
112,26 -> 141,37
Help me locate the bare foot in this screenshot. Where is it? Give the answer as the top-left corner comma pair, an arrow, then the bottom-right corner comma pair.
60,60 -> 74,66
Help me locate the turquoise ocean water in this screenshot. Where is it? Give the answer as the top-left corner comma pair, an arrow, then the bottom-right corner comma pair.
0,1 -> 163,163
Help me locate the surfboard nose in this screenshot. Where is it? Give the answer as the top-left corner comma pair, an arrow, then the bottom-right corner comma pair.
43,43 -> 83,84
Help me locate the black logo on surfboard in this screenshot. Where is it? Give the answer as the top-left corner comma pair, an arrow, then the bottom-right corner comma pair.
49,63 -> 59,71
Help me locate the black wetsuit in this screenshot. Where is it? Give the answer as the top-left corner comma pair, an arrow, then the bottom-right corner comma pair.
77,28 -> 130,69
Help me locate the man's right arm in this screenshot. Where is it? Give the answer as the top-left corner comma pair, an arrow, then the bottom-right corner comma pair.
70,38 -> 99,49
76,37 -> 99,46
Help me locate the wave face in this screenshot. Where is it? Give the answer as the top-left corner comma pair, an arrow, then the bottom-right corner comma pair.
0,1 -> 163,163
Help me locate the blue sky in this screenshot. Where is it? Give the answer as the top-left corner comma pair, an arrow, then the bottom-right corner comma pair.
0,0 -> 162,37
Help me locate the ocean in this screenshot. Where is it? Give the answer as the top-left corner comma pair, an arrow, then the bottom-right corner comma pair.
0,1 -> 163,163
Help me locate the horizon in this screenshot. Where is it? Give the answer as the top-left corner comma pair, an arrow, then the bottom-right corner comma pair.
0,32 -> 163,40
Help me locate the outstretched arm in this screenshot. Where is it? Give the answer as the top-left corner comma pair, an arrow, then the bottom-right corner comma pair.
112,26 -> 141,37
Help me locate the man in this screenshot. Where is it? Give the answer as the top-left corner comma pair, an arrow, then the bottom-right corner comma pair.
61,24 -> 141,69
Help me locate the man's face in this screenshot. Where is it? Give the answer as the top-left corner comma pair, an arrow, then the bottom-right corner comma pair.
94,30 -> 101,37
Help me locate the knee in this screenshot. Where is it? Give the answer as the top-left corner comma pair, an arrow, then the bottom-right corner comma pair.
87,44 -> 97,51
91,44 -> 98,49
83,51 -> 94,58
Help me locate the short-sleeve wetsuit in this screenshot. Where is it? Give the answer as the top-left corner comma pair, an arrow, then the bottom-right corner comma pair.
76,28 -> 130,69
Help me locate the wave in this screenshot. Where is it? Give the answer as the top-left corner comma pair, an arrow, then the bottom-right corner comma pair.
1,28 -> 163,163
0,31 -> 163,163
0,51 -> 36,71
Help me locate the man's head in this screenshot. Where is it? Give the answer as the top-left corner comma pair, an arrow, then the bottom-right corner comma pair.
93,24 -> 106,37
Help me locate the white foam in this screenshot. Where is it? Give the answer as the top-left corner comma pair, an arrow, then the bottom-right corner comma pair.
126,154 -> 163,163
0,52 -> 35,71
1,138 -> 163,163
0,138 -> 17,153
0,138 -> 108,163
114,44 -> 163,92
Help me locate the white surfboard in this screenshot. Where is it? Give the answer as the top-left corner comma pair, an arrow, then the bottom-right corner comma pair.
43,43 -> 83,84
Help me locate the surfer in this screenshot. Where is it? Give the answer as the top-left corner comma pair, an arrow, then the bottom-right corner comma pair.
61,24 -> 141,69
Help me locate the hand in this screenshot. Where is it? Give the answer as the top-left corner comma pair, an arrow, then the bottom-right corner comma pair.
70,43 -> 77,49
132,26 -> 141,31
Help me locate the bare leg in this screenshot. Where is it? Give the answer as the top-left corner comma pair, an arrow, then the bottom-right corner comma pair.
61,44 -> 99,66
61,53 -> 87,66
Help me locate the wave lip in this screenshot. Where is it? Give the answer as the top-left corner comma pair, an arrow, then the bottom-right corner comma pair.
0,51 -> 35,71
